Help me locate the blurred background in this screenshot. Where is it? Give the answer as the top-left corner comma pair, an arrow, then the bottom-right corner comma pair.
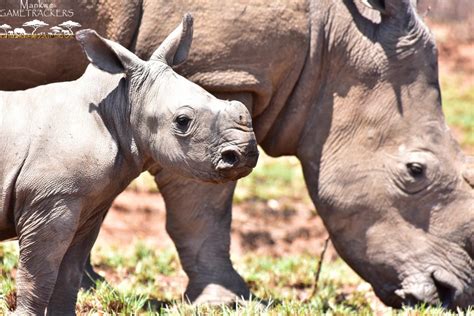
1,1 -> 473,314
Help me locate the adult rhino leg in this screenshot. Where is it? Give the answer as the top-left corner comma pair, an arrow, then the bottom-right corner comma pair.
14,204 -> 79,315
80,254 -> 105,290
47,217 -> 104,315
80,211 -> 108,290
155,169 -> 249,304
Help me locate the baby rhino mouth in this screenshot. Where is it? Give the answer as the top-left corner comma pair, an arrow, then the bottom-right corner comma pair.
215,145 -> 259,181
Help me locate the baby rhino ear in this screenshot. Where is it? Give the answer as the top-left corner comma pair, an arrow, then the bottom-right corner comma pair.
76,29 -> 144,74
150,13 -> 193,67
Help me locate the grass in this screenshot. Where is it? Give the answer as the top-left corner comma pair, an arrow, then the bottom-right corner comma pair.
234,153 -> 311,204
0,242 -> 18,313
1,241 -> 471,315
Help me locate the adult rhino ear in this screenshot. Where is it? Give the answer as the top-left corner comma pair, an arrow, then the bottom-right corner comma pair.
149,13 -> 193,66
76,29 -> 144,74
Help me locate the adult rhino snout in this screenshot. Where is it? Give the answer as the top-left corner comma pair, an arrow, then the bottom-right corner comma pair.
216,144 -> 259,180
394,269 -> 473,309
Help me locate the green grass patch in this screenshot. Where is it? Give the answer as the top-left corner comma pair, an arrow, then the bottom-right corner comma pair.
0,242 -> 18,312
92,241 -> 181,280
77,281 -> 149,314
441,74 -> 474,147
234,150 -> 310,203
1,242 -> 472,314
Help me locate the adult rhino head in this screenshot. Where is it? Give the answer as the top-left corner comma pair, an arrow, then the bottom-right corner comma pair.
298,0 -> 473,308
77,15 -> 258,184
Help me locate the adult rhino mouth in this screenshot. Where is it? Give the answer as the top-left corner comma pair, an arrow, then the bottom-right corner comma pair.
394,270 -> 469,309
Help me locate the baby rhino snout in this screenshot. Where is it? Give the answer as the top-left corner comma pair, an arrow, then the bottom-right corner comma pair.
215,100 -> 258,181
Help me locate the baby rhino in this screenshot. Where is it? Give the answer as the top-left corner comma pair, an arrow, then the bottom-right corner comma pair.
0,15 -> 258,315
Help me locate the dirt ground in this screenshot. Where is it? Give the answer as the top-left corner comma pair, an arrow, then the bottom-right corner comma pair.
432,24 -> 474,77
96,190 -> 338,260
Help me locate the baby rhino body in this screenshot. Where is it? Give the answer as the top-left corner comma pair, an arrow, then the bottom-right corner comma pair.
0,15 -> 257,315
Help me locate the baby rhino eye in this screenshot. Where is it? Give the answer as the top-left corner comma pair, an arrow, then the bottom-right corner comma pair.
175,115 -> 191,130
406,162 -> 424,177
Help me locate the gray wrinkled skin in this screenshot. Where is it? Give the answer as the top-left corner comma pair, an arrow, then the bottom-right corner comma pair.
0,0 -> 472,309
0,16 -> 257,315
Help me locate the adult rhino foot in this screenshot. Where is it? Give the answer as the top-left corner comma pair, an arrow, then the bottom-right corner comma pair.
189,284 -> 248,305
185,274 -> 250,305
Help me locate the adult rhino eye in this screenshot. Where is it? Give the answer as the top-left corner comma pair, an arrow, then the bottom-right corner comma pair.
407,162 -> 424,177
175,115 -> 191,130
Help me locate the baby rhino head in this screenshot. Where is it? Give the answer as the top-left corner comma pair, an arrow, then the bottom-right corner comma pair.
76,14 -> 258,183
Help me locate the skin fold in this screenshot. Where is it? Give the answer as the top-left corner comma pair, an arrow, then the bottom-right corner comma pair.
0,0 -> 472,309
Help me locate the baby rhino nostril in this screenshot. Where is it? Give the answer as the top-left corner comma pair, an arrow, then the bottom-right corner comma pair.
221,149 -> 239,166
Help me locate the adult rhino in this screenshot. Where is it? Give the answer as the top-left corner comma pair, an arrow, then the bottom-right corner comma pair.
0,0 -> 473,309
0,16 -> 258,314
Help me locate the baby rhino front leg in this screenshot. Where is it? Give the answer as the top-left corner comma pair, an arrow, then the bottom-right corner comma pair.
47,213 -> 105,316
14,201 -> 81,315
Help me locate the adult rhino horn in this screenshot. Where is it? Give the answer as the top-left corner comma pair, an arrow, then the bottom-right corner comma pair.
462,156 -> 474,188
150,13 -> 193,67
360,0 -> 417,17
